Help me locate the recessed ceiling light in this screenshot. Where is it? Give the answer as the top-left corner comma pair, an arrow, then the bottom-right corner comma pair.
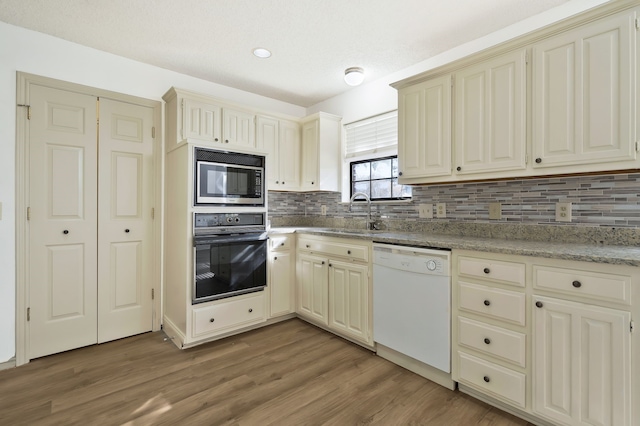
344,67 -> 365,86
253,48 -> 272,59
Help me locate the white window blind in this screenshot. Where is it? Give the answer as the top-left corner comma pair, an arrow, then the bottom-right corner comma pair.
345,110 -> 397,158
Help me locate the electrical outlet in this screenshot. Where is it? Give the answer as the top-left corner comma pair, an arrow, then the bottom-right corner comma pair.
436,203 -> 446,218
321,205 -> 327,216
418,204 -> 433,219
489,202 -> 502,220
555,202 -> 572,222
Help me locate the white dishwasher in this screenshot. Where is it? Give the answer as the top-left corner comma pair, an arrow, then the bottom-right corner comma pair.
373,243 -> 451,374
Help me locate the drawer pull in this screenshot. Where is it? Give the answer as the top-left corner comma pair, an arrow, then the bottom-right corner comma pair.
306,244 -> 310,248
483,376 -> 491,383
125,229 -> 130,233
536,301 -> 544,308
209,318 -> 215,323
248,308 -> 253,313
274,257 -> 277,260
322,261 -> 325,265
483,300 -> 491,306
572,280 -> 582,288
484,338 -> 491,345
483,267 -> 490,274
280,242 -> 285,246
63,230 -> 69,234
347,250 -> 351,255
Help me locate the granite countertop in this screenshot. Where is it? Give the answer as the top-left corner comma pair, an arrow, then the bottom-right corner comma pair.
270,227 -> 640,266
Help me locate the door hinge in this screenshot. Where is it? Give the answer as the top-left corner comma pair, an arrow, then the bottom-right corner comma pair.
635,18 -> 639,30
635,141 -> 639,152
17,104 -> 31,120
27,307 -> 30,321
27,207 -> 31,221
151,207 -> 155,219
631,321 -> 634,333
450,76 -> 454,88
152,127 -> 156,138
525,51 -> 529,65
152,288 -> 155,300
525,153 -> 529,164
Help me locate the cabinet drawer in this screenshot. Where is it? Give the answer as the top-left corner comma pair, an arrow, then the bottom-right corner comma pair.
458,317 -> 526,367
458,256 -> 525,287
270,234 -> 293,251
458,352 -> 526,408
192,294 -> 265,337
298,237 -> 369,262
459,281 -> 526,326
533,265 -> 631,305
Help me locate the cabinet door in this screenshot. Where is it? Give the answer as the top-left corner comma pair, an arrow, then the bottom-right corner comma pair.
532,10 -> 636,168
296,253 -> 328,324
301,120 -> 319,188
256,116 -> 280,188
269,251 -> 294,317
222,107 -> 255,148
182,98 -> 221,143
454,50 -> 526,175
398,75 -> 452,179
279,120 -> 301,189
328,260 -> 370,344
533,296 -> 631,426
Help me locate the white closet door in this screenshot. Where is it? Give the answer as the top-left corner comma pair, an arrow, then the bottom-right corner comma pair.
97,98 -> 154,343
28,85 -> 98,358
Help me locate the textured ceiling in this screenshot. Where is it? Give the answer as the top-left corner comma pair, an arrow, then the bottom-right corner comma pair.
0,0 -> 571,107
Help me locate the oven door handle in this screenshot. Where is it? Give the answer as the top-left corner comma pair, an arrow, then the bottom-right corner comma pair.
193,232 -> 268,246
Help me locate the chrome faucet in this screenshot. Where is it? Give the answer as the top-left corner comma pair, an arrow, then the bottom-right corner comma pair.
349,192 -> 375,230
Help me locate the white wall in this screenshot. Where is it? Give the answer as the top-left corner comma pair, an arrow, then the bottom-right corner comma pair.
306,0 -> 610,124
0,22 -> 306,363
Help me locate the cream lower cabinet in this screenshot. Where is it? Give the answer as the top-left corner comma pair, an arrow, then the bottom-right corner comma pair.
453,249 -> 640,426
296,234 -> 372,346
533,296 -> 630,426
268,234 -> 295,318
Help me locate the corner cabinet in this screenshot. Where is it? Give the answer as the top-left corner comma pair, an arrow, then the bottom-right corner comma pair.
300,113 -> 342,191
397,75 -> 452,180
267,233 -> 296,318
163,87 -> 256,152
296,234 -> 372,347
256,115 -> 301,190
452,249 -> 640,426
532,8 -> 638,172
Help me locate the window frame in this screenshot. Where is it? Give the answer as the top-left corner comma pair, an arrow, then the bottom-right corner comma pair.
349,155 -> 412,202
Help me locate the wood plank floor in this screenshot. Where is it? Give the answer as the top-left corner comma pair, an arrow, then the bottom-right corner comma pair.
0,319 -> 532,425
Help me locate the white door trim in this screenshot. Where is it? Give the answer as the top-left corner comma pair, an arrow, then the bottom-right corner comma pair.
15,72 -> 164,365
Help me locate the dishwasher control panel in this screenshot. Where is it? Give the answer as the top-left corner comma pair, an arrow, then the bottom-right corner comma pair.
373,243 -> 450,276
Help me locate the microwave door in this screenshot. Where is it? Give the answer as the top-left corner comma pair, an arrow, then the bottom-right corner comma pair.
209,168 -> 227,197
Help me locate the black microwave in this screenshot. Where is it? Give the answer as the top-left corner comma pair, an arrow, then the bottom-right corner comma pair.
194,147 -> 265,206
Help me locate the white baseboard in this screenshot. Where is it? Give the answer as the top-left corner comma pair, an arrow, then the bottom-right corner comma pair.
0,357 -> 16,371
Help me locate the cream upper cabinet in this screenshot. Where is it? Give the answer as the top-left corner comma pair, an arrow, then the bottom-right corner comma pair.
533,296 -> 631,426
257,116 -> 300,190
222,107 -> 256,149
300,113 -> 341,191
182,97 -> 222,143
397,75 -> 452,181
163,88 -> 256,152
532,8 -> 638,171
453,49 -> 527,176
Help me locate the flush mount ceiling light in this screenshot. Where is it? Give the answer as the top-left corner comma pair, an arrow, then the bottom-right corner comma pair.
253,47 -> 272,59
344,67 -> 365,86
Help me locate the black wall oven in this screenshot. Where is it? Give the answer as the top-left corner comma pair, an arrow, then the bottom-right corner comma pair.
193,212 -> 267,304
194,147 -> 265,206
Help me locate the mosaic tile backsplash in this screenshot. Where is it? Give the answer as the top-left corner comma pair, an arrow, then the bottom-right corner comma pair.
268,172 -> 640,228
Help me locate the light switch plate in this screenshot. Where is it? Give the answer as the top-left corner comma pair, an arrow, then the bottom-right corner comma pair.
418,204 -> 433,219
436,203 -> 446,218
555,202 -> 572,222
489,203 -> 502,220
321,205 -> 327,216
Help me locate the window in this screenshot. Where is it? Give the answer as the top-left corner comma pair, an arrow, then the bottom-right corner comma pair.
351,156 -> 411,201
